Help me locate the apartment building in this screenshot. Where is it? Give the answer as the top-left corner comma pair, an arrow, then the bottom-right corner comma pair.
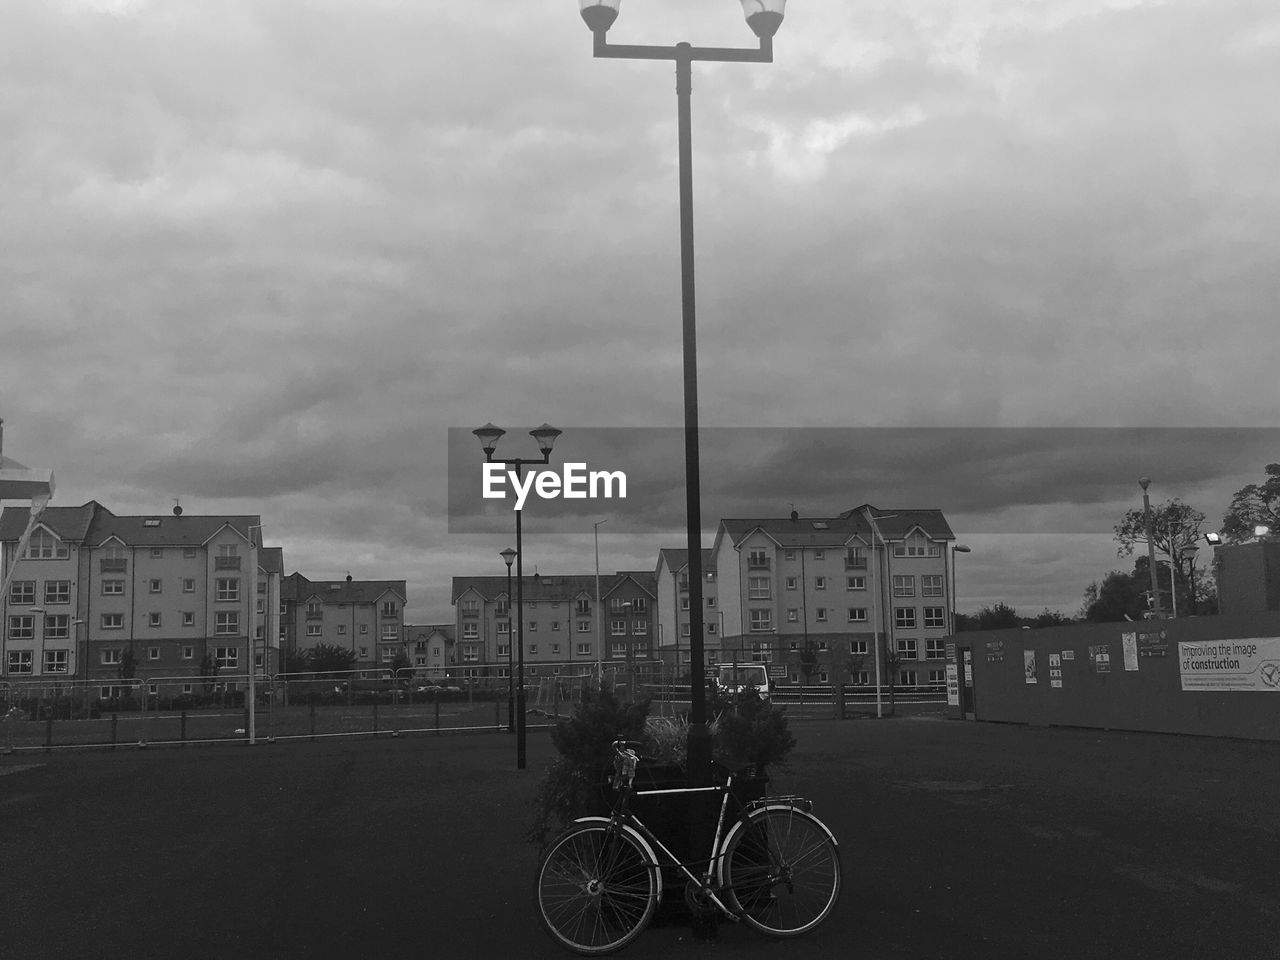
405,623 -> 455,673
450,572 -> 658,680
0,501 -> 278,696
280,573 -> 407,670
711,506 -> 957,689
654,549 -> 718,669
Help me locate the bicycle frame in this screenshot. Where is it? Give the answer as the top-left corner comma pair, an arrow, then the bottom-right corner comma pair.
604,759 -> 753,919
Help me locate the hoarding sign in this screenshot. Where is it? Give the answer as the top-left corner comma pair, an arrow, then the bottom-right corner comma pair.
1179,637 -> 1280,692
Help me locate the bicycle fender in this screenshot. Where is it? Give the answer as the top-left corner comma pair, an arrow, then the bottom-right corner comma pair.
571,817 -> 666,905
715,804 -> 839,890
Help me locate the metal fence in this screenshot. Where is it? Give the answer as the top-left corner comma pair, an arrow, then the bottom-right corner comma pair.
0,662 -> 946,754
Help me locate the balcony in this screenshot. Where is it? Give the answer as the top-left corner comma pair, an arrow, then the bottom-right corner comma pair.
215,556 -> 241,570
845,558 -> 867,570
99,559 -> 127,573
747,557 -> 771,570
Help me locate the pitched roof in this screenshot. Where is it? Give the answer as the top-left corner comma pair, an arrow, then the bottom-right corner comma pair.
451,572 -> 643,604
603,571 -> 657,599
0,501 -> 104,543
282,572 -> 407,605
257,546 -> 284,575
841,505 -> 955,542
656,548 -> 716,574
406,623 -> 455,642
718,514 -> 872,548
87,512 -> 261,548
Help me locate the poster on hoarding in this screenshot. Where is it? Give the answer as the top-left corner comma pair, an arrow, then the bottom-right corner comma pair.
1089,644 -> 1111,673
1121,633 -> 1139,671
1024,649 -> 1038,684
1179,637 -> 1280,692
946,663 -> 960,706
1049,653 -> 1063,688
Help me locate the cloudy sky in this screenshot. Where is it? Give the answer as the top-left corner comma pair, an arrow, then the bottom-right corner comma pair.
2,0 -> 1277,623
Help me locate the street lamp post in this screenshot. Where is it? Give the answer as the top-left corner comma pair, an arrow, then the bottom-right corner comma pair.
1181,543 -> 1200,615
1138,478 -> 1162,618
578,0 -> 787,787
501,547 -> 516,733
951,544 -> 971,634
474,422 -> 562,771
593,518 -> 607,685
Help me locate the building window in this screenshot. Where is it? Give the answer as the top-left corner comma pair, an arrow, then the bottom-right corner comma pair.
149,612 -> 162,628
381,600 -> 397,618
845,548 -> 867,570
922,575 -> 944,597
631,598 -> 648,613
748,577 -> 771,600
577,643 -> 591,656
497,621 -> 510,636
9,581 -> 35,605
632,621 -> 647,636
787,608 -> 798,622
846,576 -> 865,591
784,550 -> 795,561
150,547 -> 163,559
216,579 -> 239,602
924,607 -> 946,629
610,598 -> 629,613
707,622 -> 717,634
926,637 -> 946,659
215,647 -> 239,669
462,623 -> 478,639
528,621 -> 537,632
7,651 -> 33,674
338,624 -> 347,636
215,612 -> 239,636
816,608 -> 828,623
575,599 -> 590,615
706,596 -> 716,607
306,623 -> 322,637
681,624 -> 691,637
8,616 -> 35,640
897,638 -> 918,660
892,575 -> 915,598
25,529 -> 69,559
894,532 -> 939,558
461,645 -> 478,662
360,624 -> 368,634
749,609 -> 772,632
215,544 -> 240,569
44,615 -> 70,640
928,669 -> 946,687
183,645 -> 194,659
184,547 -> 197,558
101,613 -> 123,630
102,579 -> 125,596
852,670 -> 870,685
751,642 -> 773,663
899,669 -> 919,687
148,646 -> 160,660
848,608 -> 867,623
894,608 -> 917,629
381,624 -> 398,641
814,576 -> 827,591
496,643 -> 509,657
44,580 -> 71,605
850,640 -> 868,655
611,620 -> 626,636
101,648 -> 123,666
577,620 -> 590,633
528,644 -> 538,656
680,597 -> 690,611
182,578 -> 195,593
552,621 -> 561,632
146,578 -> 161,594
747,550 -> 770,569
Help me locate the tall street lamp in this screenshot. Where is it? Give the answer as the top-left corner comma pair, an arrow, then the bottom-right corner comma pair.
474,422 -> 562,770
501,547 -> 517,733
951,544 -> 971,634
577,0 -> 787,787
1138,478 -> 1163,618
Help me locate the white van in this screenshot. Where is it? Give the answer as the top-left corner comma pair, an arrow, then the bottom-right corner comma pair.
716,663 -> 771,700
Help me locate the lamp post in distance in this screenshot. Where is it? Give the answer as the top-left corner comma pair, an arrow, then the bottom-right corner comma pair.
474,422 -> 562,770
951,544 -> 971,633
577,0 -> 787,790
501,547 -> 517,733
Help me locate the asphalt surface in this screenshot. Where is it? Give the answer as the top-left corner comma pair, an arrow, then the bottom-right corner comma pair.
0,717 -> 1275,960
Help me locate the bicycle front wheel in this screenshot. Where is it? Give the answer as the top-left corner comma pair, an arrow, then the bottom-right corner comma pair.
722,805 -> 841,937
536,822 -> 658,955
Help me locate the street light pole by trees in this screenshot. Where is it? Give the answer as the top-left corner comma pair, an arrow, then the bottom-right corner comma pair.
474,422 -> 562,771
578,0 -> 787,787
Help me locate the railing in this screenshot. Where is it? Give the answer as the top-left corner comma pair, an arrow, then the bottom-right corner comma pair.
747,557 -> 771,569
214,556 -> 241,570
100,559 -> 127,573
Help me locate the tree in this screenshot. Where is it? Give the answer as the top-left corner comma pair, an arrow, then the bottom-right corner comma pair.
970,602 -> 1021,630
1081,569 -> 1148,622
1114,497 -> 1205,615
1222,463 -> 1280,542
199,652 -> 219,692
117,648 -> 137,681
1028,608 -> 1073,628
796,640 -> 818,708
281,648 -> 310,675
307,643 -> 358,676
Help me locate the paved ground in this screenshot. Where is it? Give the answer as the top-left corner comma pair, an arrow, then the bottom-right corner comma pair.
0,717 -> 1276,960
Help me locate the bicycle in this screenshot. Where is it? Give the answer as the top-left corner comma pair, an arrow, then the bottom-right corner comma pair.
535,740 -> 841,955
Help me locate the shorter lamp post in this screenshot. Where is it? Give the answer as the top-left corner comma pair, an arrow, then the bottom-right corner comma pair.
474,422 -> 562,770
1180,543 -> 1200,615
501,547 -> 517,733
951,544 -> 971,633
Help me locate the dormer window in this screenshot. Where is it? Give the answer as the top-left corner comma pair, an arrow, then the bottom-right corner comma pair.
893,531 -> 939,558
25,529 -> 69,560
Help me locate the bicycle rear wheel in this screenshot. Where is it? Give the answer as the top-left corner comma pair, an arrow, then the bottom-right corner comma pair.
536,822 -> 658,955
722,805 -> 841,937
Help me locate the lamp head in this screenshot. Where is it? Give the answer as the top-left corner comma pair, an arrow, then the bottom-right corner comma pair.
530,423 -> 562,456
1204,532 -> 1222,544
473,423 -> 505,456
1255,524 -> 1271,538
579,0 -> 620,33
740,0 -> 786,38
954,544 -> 971,554
500,547 -> 517,569
1138,477 -> 1150,491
